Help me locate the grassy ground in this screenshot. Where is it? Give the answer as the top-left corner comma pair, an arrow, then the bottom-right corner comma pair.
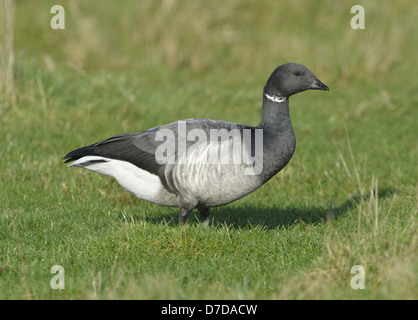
1,0 -> 417,299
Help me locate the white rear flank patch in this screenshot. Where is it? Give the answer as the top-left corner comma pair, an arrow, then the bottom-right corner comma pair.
69,156 -> 164,203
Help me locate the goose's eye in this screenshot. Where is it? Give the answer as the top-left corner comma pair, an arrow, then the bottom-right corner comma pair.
294,71 -> 301,76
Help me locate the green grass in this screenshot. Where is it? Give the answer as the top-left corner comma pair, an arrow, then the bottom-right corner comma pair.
1,0 -> 417,299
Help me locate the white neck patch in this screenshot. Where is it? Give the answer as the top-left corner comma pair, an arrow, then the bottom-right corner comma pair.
264,93 -> 286,103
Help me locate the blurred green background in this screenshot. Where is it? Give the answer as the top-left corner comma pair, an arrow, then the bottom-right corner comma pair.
0,0 -> 417,299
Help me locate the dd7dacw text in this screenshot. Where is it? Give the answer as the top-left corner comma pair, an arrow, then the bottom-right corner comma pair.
161,304 -> 258,317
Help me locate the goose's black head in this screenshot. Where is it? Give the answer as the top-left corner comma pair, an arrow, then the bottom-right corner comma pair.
264,63 -> 329,99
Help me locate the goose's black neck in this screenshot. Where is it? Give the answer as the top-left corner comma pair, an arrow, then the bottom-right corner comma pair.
256,93 -> 296,181
258,94 -> 291,130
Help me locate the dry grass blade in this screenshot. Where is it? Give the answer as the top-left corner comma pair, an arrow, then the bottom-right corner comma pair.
0,0 -> 17,114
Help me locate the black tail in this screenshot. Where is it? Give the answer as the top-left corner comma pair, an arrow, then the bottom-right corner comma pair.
62,145 -> 96,163
62,133 -> 162,176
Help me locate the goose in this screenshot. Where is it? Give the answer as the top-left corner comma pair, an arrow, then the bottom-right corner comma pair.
63,63 -> 329,224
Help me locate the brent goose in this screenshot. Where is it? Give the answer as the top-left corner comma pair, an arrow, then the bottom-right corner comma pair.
63,63 -> 329,224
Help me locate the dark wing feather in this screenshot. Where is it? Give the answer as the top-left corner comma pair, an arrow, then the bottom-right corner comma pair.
63,131 -> 163,176
63,119 -> 253,176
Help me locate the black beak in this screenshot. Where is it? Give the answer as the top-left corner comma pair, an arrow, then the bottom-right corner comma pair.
311,79 -> 329,91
